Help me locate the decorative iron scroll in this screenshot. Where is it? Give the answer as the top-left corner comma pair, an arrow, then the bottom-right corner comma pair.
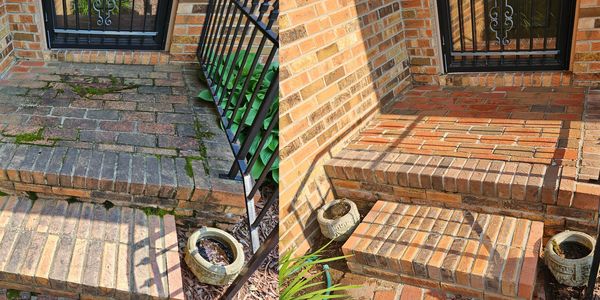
93,0 -> 117,26
489,0 -> 514,45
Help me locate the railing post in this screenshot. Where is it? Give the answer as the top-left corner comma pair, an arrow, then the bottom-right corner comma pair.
584,216 -> 600,299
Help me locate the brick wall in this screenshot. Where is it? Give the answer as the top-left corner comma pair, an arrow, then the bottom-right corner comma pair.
169,0 -> 207,62
406,0 -> 600,87
572,0 -> 600,86
1,0 -> 207,64
0,0 -> 14,74
279,0 -> 412,256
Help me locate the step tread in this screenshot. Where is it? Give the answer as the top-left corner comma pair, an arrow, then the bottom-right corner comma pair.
342,200 -> 543,300
0,196 -> 184,300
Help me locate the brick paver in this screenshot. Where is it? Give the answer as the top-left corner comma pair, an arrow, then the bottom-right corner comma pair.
0,61 -> 244,216
0,196 -> 184,300
355,86 -> 585,166
343,200 -> 543,299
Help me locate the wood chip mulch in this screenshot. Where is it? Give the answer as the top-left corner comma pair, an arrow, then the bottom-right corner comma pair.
176,200 -> 279,300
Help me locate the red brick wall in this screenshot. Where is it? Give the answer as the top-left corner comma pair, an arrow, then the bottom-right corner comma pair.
408,0 -> 600,87
1,0 -> 207,64
572,0 -> 600,86
0,0 -> 14,74
279,0 -> 412,256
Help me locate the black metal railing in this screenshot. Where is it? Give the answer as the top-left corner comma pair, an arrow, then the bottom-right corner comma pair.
437,0 -> 576,72
41,0 -> 172,49
197,0 -> 279,298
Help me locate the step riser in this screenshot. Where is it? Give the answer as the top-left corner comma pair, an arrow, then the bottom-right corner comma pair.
325,152 -> 600,239
0,143 -> 246,217
0,196 -> 184,300
342,201 -> 543,300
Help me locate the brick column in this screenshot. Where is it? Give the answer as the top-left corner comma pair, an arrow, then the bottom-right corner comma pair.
5,0 -> 45,60
572,1 -> 600,86
168,0 -> 207,62
0,0 -> 14,73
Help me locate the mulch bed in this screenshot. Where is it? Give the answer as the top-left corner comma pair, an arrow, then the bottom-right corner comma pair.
176,196 -> 279,300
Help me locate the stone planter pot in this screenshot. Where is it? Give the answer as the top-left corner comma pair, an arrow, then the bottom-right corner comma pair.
317,199 -> 360,241
544,230 -> 595,287
184,227 -> 245,286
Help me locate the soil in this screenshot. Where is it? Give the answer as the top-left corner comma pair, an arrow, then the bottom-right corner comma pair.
556,241 -> 591,259
197,238 -> 234,266
324,202 -> 350,220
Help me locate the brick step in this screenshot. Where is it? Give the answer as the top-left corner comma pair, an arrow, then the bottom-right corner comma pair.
342,200 -> 543,300
324,149 -> 600,237
0,142 -> 244,214
0,196 -> 184,299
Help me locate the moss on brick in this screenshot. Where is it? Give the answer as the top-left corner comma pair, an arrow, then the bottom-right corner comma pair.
10,128 -> 45,144
141,207 -> 175,217
0,191 -> 8,197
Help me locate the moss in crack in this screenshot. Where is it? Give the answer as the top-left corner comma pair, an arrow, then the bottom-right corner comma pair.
6,128 -> 45,144
103,200 -> 115,210
26,191 -> 38,201
67,196 -> 81,204
109,75 -> 120,86
184,157 -> 195,178
141,207 -> 175,217
69,82 -> 140,98
0,191 -> 8,197
6,289 -> 20,300
193,119 -> 213,174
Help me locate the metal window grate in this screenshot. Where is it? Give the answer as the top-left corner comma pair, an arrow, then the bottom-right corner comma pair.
437,0 -> 576,72
42,0 -> 172,49
196,0 -> 279,298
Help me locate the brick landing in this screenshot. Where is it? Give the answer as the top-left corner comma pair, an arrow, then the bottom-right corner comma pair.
0,61 -> 244,216
325,86 -> 600,238
342,200 -> 543,300
0,196 -> 183,299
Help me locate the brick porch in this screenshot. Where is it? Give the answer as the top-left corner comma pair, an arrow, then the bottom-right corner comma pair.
324,86 -> 600,299
0,60 -> 245,218
0,60 -> 246,298
325,86 -> 600,239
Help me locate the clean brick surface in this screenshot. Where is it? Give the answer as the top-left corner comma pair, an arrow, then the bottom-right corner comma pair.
0,61 -> 244,216
0,196 -> 184,300
326,86 -> 600,238
343,200 -> 543,300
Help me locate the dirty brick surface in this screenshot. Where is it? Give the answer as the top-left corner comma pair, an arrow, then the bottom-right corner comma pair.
0,61 -> 244,216
342,200 -> 543,300
0,196 -> 184,300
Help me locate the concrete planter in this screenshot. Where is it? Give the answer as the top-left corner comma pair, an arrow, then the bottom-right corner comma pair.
544,231 -> 595,287
184,227 -> 245,286
317,199 -> 360,241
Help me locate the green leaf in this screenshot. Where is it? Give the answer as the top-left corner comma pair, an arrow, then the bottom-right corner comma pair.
197,89 -> 213,101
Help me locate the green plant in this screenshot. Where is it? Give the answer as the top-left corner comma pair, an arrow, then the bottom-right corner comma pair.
279,243 -> 359,300
198,50 -> 279,183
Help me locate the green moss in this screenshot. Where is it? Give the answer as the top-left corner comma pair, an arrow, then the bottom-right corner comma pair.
103,200 -> 115,210
10,128 -> 45,144
6,289 -> 20,300
184,157 -> 195,178
67,197 -> 81,204
193,119 -> 212,174
141,207 -> 175,217
69,82 -> 139,98
109,75 -> 120,85
0,191 -> 8,197
26,191 -> 38,201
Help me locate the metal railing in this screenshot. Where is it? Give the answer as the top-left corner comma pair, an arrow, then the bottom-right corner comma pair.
197,0 -> 279,298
